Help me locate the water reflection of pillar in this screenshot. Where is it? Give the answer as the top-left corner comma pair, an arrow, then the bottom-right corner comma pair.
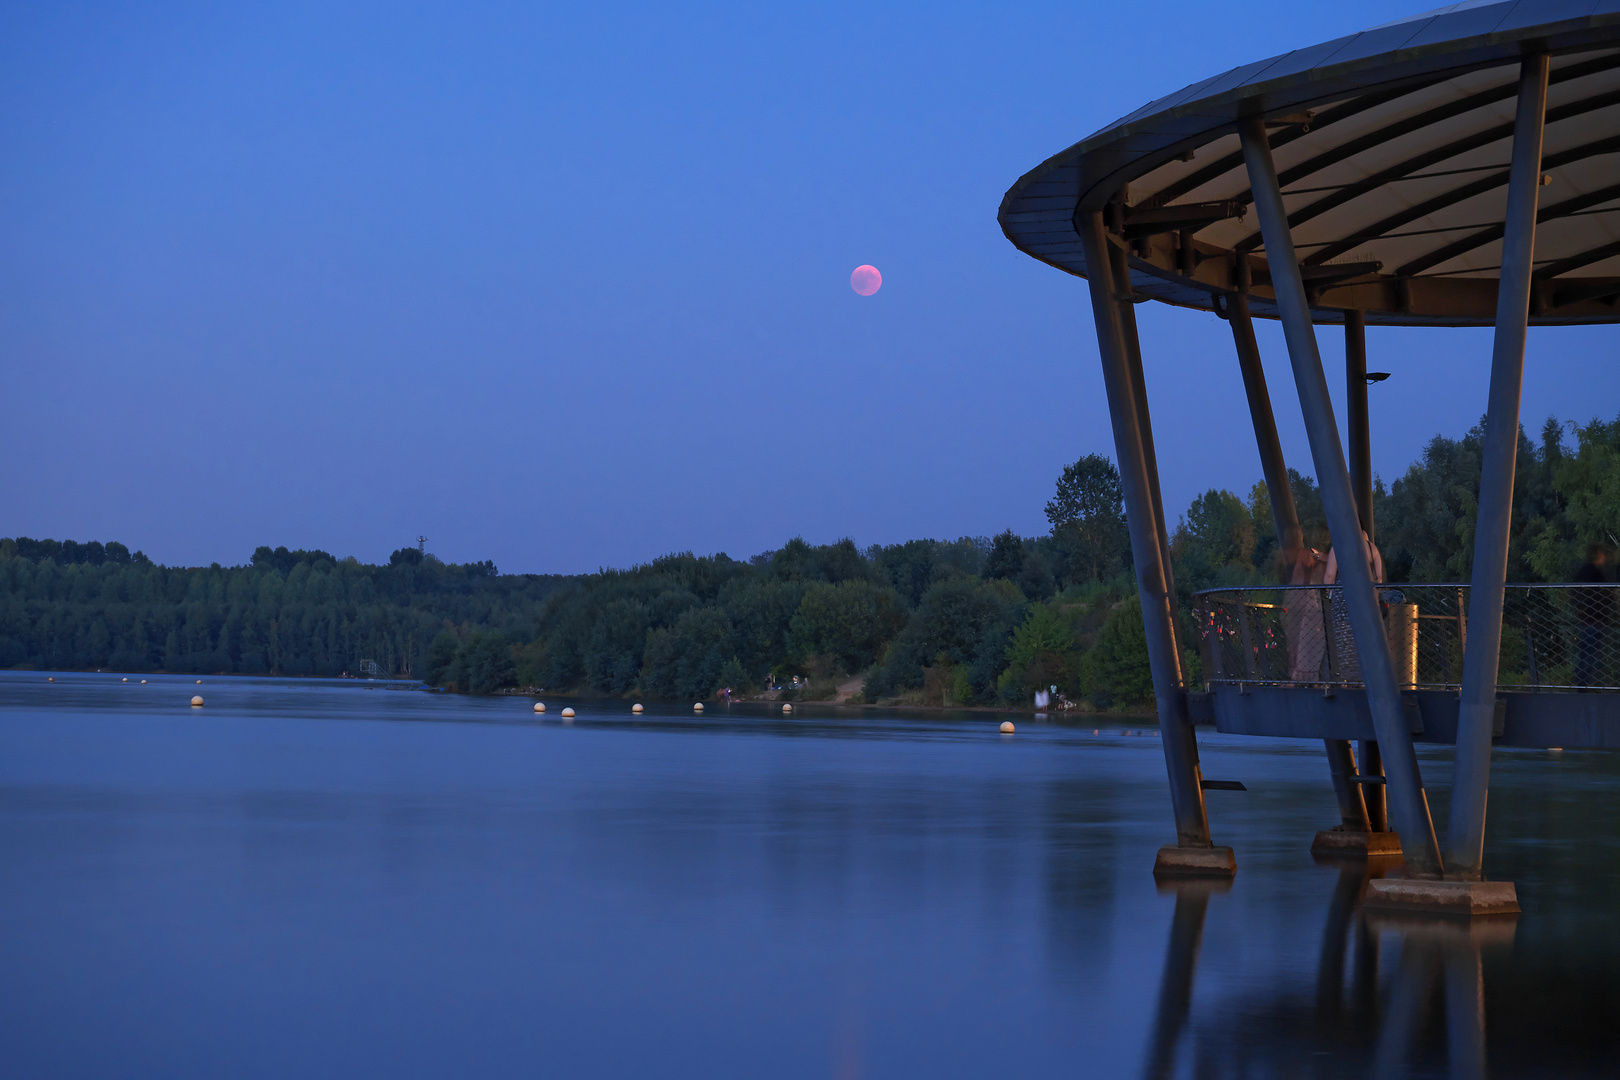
1444,941 -> 1487,1080
1314,855 -> 1399,1047
1368,913 -> 1516,1079
1140,878 -> 1229,1080
1315,860 -> 1369,1020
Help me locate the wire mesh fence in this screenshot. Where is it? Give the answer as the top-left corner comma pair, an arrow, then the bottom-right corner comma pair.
1193,584 -> 1620,691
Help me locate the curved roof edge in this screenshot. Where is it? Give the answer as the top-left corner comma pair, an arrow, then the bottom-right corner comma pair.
1000,3 -> 1620,327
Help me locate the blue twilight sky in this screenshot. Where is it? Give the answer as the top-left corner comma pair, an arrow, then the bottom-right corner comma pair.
3,1 -> 1617,574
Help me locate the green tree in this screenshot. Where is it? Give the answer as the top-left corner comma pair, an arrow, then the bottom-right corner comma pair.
1172,489 -> 1259,591
422,629 -> 462,686
1376,419 -> 1549,582
983,530 -> 1026,581
1528,415 -> 1620,579
871,540 -> 937,606
866,577 -> 1025,704
458,631 -> 518,694
788,580 -> 906,671
641,606 -> 736,700
996,602 -> 1078,703
1084,595 -> 1153,706
1046,454 -> 1130,586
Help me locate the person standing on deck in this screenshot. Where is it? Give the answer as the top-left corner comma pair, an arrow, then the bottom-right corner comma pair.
1284,531 -> 1330,682
1324,530 -> 1384,682
1574,543 -> 1614,688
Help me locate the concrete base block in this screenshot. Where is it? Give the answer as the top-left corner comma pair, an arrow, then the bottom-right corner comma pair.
1153,844 -> 1236,878
1362,878 -> 1521,916
1311,826 -> 1403,857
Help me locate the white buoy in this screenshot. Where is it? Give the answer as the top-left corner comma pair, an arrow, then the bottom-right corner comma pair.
196,680 -> 202,684
191,695 -> 205,707
1000,721 -> 1015,734
693,703 -> 704,712
533,702 -> 546,713
141,679 -> 148,684
560,707 -> 575,718
47,676 -> 54,682
782,703 -> 793,713
632,703 -> 644,713
122,677 -> 128,682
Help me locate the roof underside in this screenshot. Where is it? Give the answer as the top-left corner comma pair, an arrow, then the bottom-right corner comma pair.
999,2 -> 1620,326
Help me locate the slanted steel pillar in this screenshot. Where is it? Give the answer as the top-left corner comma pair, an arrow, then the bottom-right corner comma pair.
1113,244 -> 1178,589
1228,292 -> 1302,553
1450,54 -> 1549,880
1323,738 -> 1371,831
1345,311 -> 1374,538
1360,739 -> 1388,832
1078,210 -> 1213,850
1345,311 -> 1389,831
1230,294 -> 1368,832
1240,117 -> 1444,877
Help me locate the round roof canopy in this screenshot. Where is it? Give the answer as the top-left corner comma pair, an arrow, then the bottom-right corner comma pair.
999,2 -> 1620,326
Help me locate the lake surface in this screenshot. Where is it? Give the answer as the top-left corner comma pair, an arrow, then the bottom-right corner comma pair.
1,671 -> 1617,1078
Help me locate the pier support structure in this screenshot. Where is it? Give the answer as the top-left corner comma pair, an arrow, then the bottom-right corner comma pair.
1344,313 -> 1392,835
1077,211 -> 1232,877
1449,55 -> 1549,883
1112,242 -> 1178,590
1227,293 -> 1385,850
1239,116 -> 1444,878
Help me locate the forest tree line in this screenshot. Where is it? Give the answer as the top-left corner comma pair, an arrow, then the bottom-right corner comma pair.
0,540 -> 568,679
6,412 -> 1620,706
506,411 -> 1620,706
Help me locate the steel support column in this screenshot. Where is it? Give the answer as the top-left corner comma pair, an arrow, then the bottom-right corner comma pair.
1345,311 -> 1373,538
1345,310 -> 1389,831
1360,738 -> 1388,832
1230,294 -> 1368,831
1323,738 -> 1371,830
1078,210 -> 1213,849
1113,244 -> 1178,588
1228,293 -> 1302,553
1449,54 -> 1549,879
1240,117 -> 1444,876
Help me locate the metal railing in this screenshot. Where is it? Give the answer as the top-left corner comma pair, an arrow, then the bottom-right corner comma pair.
1193,584 -> 1620,691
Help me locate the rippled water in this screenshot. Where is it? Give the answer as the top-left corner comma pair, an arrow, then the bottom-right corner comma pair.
1,671 -> 1616,1078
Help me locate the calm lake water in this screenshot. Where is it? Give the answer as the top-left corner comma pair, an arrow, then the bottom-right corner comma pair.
1,671 -> 1616,1078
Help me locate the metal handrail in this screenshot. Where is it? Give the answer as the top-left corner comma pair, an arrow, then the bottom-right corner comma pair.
1192,583 -> 1620,692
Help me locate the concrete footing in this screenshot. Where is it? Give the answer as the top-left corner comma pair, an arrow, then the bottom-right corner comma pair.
1362,877 -> 1521,916
1153,844 -> 1237,878
1311,826 -> 1403,857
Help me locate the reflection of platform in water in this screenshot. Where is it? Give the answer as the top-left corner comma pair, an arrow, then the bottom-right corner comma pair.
1145,865 -> 1513,1079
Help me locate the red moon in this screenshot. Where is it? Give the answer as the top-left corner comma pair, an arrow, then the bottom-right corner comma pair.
850,265 -> 882,296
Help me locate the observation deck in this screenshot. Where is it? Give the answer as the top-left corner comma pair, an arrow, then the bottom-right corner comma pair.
1191,583 -> 1620,749
999,1 -> 1620,900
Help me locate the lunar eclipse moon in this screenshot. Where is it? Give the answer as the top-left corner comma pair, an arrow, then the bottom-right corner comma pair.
850,265 -> 882,296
